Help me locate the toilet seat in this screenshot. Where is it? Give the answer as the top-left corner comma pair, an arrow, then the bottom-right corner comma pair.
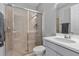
33,45 -> 46,56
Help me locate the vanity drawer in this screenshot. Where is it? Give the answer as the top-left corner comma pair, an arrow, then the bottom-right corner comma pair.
54,44 -> 79,56
45,47 -> 59,56
43,40 -> 79,56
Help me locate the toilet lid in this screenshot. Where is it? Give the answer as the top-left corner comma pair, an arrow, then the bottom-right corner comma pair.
33,46 -> 46,52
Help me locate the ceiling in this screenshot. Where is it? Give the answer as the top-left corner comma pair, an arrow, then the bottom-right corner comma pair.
13,3 -> 40,10
56,3 -> 77,9
12,3 -> 77,10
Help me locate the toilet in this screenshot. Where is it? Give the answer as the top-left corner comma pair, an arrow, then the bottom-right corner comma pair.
33,46 -> 46,56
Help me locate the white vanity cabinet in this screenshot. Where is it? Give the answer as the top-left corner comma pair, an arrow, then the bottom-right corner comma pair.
45,47 -> 59,56
43,39 -> 79,56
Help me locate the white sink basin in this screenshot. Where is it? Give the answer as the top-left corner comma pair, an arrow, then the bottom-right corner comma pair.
54,37 -> 76,43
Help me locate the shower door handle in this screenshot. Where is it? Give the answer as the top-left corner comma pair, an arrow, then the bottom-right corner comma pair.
6,27 -> 11,32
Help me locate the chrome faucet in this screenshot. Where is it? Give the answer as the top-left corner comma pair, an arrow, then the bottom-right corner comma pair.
64,34 -> 71,39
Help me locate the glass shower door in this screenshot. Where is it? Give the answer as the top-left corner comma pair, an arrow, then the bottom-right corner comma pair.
5,5 -> 28,56
27,11 -> 42,53
12,7 -> 28,55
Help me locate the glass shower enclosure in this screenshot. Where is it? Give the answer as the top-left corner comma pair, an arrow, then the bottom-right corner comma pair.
4,4 -> 42,56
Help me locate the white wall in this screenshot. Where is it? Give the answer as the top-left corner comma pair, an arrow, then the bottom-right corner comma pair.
0,3 -> 5,56
71,4 -> 79,34
37,3 -> 56,37
0,4 -> 5,15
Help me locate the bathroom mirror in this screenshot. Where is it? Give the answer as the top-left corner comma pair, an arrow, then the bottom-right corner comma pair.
56,3 -> 79,34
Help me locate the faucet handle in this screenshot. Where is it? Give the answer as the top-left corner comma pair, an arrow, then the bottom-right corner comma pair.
64,35 -> 67,38
69,35 -> 71,39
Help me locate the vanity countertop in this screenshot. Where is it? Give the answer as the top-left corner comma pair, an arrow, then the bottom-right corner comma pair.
43,34 -> 79,53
